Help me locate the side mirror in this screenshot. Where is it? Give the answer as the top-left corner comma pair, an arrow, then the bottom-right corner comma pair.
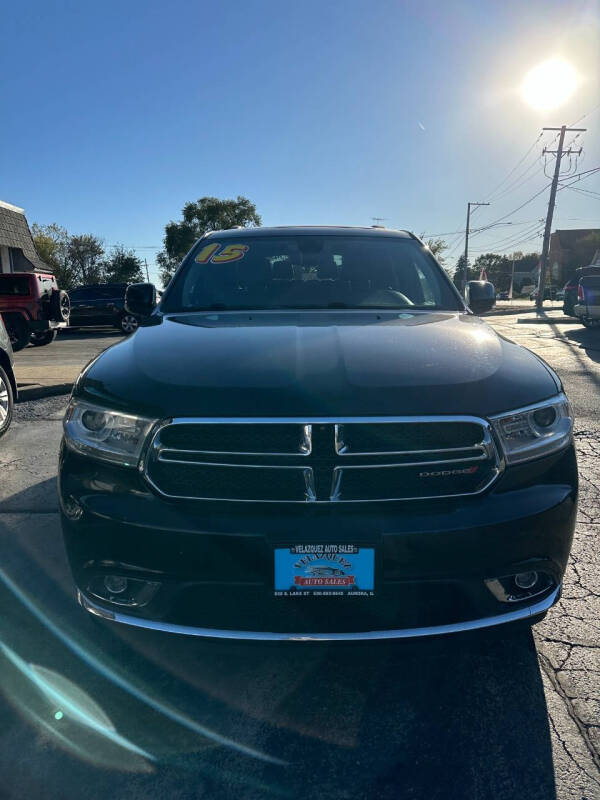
125,283 -> 157,318
465,280 -> 496,315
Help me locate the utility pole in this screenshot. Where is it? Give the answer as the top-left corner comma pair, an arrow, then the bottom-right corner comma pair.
536,125 -> 586,312
144,258 -> 150,282
371,217 -> 388,227
462,202 -> 489,293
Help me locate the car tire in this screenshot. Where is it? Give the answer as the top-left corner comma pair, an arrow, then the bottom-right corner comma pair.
30,329 -> 58,346
50,289 -> 71,322
119,313 -> 139,335
0,365 -> 14,438
4,314 -> 30,352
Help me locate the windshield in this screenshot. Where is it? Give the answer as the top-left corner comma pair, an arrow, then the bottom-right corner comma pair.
0,276 -> 30,296
162,235 -> 462,313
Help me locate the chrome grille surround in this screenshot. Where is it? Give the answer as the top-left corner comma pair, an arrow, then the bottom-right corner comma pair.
142,416 -> 504,503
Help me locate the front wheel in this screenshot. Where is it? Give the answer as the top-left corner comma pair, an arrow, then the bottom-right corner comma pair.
4,315 -> 30,351
30,330 -> 57,347
0,365 -> 14,438
119,314 -> 139,335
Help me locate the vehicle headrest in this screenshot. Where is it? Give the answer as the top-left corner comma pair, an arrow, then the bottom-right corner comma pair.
271,257 -> 294,280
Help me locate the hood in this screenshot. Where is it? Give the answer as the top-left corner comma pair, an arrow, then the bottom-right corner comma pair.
79,311 -> 560,419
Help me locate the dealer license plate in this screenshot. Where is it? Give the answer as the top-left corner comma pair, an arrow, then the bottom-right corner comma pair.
274,544 -> 375,597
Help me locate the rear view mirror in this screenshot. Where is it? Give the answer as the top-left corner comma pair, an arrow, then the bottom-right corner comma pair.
125,283 -> 157,318
465,280 -> 496,315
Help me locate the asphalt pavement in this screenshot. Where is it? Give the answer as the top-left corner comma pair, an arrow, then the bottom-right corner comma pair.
1,319 -> 599,800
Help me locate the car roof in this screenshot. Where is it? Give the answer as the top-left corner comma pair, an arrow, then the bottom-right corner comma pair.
72,283 -> 127,289
204,226 -> 416,240
0,272 -> 55,279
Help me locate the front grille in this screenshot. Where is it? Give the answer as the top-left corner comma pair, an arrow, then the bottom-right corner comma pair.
144,418 -> 501,503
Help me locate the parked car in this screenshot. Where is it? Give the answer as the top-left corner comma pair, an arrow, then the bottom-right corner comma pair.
68,283 -> 140,334
60,226 -> 576,641
563,266 -> 600,316
0,272 -> 70,351
573,275 -> 600,328
497,291 -> 510,300
0,314 -> 17,437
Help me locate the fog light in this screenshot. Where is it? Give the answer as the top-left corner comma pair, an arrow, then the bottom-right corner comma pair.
514,571 -> 538,589
103,575 -> 128,594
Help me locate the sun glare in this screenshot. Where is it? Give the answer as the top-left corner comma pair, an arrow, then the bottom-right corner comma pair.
520,58 -> 579,110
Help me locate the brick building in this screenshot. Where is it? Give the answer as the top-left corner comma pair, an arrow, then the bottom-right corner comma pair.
548,228 -> 600,284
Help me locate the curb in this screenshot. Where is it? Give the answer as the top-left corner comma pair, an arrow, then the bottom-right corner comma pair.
17,383 -> 73,402
484,306 -> 563,317
517,317 -> 580,325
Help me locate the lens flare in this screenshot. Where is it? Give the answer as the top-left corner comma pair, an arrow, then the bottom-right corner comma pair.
520,59 -> 578,110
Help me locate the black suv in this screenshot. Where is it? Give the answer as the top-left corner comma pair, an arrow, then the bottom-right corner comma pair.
59,227 -> 577,641
68,283 -> 139,333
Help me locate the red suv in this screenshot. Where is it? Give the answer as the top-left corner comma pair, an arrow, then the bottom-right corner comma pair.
0,272 -> 70,351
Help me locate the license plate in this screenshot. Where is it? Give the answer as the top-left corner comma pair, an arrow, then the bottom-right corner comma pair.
274,544 -> 375,597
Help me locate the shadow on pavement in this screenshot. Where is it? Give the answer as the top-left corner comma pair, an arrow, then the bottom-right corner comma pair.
57,328 -> 124,341
0,480 -> 557,800
560,326 -> 600,364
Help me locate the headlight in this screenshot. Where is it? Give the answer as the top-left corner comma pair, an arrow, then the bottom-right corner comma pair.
63,399 -> 157,467
490,393 -> 573,465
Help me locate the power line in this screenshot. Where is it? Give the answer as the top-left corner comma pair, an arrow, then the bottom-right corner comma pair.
569,103 -> 600,127
470,224 -> 544,253
560,185 -> 600,200
469,182 -> 553,233
483,133 -> 544,202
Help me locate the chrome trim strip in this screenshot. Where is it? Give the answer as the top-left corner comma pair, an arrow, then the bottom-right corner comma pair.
332,453 -> 490,469
329,465 -> 501,503
165,414 -> 494,425
153,420 -> 312,457
335,422 -> 488,457
156,457 -> 311,470
78,585 -> 561,641
145,464 -> 316,503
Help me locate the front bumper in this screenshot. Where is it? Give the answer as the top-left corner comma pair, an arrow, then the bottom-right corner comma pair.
59,443 -> 577,639
78,585 -> 562,641
30,319 -> 68,331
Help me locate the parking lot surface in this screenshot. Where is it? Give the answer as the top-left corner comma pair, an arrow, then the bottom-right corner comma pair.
0,319 -> 599,799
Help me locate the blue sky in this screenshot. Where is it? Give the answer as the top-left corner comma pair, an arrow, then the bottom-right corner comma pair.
1,0 -> 598,282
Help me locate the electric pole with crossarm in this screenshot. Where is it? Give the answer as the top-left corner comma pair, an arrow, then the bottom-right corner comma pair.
462,201 -> 489,293
536,124 -> 586,312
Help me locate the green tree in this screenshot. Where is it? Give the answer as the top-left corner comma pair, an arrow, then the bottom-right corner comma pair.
452,256 -> 478,290
472,253 -> 511,288
104,245 -> 144,284
157,195 -> 262,286
67,234 -> 105,285
31,223 -> 74,289
423,237 -> 448,267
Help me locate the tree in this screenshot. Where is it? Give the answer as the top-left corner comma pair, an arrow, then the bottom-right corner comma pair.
452,256 -> 478,290
104,245 -> 144,284
157,195 -> 262,286
423,237 -> 448,267
67,234 -> 105,285
472,253 -> 511,288
31,223 -> 73,289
